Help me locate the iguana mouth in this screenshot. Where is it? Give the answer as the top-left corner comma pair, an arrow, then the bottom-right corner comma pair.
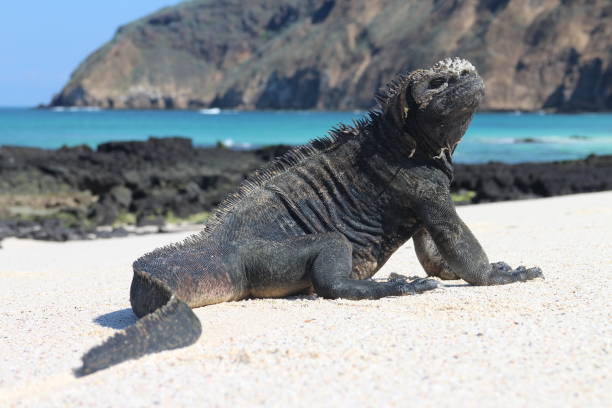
446,75 -> 485,98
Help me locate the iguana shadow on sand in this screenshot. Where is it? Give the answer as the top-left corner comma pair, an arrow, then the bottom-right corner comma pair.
76,58 -> 543,377
93,309 -> 138,330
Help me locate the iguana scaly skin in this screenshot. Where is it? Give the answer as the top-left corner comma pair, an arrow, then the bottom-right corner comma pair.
76,58 -> 543,376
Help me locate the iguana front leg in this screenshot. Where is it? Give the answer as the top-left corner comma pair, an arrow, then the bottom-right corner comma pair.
418,197 -> 543,286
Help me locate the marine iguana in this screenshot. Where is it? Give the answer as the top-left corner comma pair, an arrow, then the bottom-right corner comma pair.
76,58 -> 543,376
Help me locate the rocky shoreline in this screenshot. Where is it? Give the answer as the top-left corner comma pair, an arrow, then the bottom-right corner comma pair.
1,137 -> 611,244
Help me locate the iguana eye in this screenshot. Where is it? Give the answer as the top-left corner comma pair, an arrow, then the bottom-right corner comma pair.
460,69 -> 470,76
428,77 -> 446,89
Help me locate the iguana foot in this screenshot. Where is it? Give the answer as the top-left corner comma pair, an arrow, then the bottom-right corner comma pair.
487,261 -> 544,284
395,277 -> 443,295
387,273 -> 422,283
514,265 -> 544,280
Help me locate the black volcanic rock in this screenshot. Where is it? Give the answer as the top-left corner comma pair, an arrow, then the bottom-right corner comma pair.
454,155 -> 612,202
1,137 -> 611,242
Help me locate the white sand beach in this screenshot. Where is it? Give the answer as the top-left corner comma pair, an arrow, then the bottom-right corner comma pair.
0,192 -> 610,407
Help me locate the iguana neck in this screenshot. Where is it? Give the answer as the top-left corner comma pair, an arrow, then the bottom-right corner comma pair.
363,111 -> 455,183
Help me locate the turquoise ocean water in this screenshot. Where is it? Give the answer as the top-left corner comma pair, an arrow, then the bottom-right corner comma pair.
0,107 -> 610,163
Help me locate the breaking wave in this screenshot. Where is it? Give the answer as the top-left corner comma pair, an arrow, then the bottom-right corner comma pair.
52,106 -> 102,112
478,135 -> 612,145
217,139 -> 253,149
199,108 -> 222,115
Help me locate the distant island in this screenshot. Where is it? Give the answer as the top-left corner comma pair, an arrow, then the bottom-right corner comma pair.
49,0 -> 611,112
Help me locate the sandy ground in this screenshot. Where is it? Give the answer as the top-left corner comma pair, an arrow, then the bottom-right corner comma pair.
0,192 -> 610,407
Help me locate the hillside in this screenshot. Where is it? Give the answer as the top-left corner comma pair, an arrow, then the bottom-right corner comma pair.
50,0 -> 612,111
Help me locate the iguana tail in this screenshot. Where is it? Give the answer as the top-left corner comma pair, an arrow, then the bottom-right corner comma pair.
75,269 -> 202,377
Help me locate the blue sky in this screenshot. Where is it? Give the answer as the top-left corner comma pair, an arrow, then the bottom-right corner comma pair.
0,1 -> 182,107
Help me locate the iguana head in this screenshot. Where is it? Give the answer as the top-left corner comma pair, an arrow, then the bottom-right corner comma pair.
380,57 -> 485,163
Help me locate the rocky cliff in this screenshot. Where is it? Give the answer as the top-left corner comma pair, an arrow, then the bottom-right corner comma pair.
50,0 -> 611,112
